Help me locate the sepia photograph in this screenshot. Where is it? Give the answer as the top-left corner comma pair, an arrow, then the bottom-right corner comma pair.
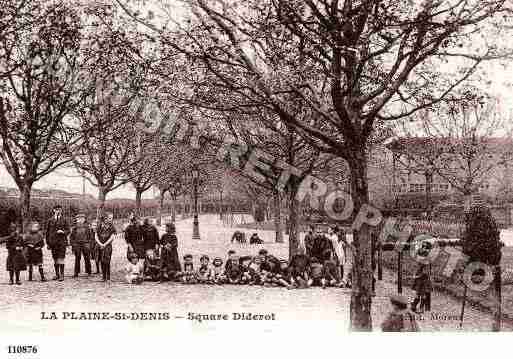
1,0 -> 513,357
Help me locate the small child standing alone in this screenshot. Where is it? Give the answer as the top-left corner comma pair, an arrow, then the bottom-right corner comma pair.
2,223 -> 27,285
24,221 -> 46,282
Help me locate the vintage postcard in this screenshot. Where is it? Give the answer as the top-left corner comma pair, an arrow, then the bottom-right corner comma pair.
1,0 -> 513,357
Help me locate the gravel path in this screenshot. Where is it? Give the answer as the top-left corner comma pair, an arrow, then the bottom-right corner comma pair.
0,214 -> 510,333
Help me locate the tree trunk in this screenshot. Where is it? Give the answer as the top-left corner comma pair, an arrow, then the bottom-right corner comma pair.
97,186 -> 107,220
493,266 -> 502,331
463,191 -> 472,212
273,191 -> 284,243
135,189 -> 143,217
348,152 -> 373,331
171,195 -> 177,223
19,182 -> 33,232
288,188 -> 300,259
425,171 -> 433,219
157,194 -> 165,226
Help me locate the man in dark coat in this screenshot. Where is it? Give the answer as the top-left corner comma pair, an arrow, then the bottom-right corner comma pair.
70,213 -> 94,277
96,212 -> 116,281
45,205 -> 70,281
124,216 -> 144,260
141,218 -> 159,256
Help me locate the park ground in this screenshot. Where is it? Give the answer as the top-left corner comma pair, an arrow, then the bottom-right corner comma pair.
0,214 -> 511,334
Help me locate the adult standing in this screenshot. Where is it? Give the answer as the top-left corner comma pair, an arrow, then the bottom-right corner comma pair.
141,218 -> 159,257
45,205 -> 70,281
124,215 -> 144,261
304,225 -> 316,258
327,226 -> 343,267
96,212 -> 116,282
70,213 -> 94,278
159,223 -> 181,281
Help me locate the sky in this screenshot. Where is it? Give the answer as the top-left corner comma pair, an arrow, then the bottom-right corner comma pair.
1,0 -> 512,201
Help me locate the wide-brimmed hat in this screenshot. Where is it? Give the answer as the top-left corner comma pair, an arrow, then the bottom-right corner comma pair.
390,295 -> 409,309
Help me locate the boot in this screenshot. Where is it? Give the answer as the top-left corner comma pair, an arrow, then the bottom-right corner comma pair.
96,262 -> 101,274
59,264 -> 65,281
15,271 -> 21,285
9,271 -> 14,285
28,266 -> 33,281
39,267 -> 46,282
53,264 -> 59,280
102,263 -> 107,282
106,263 -> 111,281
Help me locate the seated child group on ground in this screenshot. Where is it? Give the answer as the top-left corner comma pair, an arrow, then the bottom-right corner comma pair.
128,222 -> 349,289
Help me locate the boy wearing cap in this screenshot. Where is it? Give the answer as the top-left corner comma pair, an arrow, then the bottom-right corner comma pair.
45,205 -> 70,281
381,295 -> 420,332
70,213 -> 94,277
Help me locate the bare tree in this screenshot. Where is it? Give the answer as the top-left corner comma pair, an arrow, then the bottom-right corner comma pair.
0,1 -> 87,229
117,0 -> 512,330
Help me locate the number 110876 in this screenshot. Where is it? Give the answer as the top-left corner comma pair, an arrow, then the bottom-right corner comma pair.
7,345 -> 38,354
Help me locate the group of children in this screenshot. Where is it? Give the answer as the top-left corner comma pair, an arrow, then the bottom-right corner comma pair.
0,221 -> 52,285
0,210 -> 117,285
126,242 -> 346,289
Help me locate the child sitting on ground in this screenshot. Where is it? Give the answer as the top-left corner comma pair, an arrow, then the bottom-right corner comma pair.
226,255 -> 242,284
247,256 -> 263,285
197,255 -> 214,284
225,250 -> 236,273
239,255 -> 253,284
144,249 -> 161,282
24,221 -> 46,282
288,253 -> 310,289
322,249 -> 340,288
212,257 -> 225,284
308,257 -> 327,289
272,259 -> 292,287
179,254 -> 197,284
125,252 -> 143,284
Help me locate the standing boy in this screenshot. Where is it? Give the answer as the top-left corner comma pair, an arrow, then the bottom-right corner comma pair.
45,205 -> 70,281
25,221 -> 46,282
70,213 -> 94,278
96,212 -> 116,282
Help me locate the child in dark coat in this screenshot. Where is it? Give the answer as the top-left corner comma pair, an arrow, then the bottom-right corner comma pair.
2,223 -> 26,285
288,253 -> 310,289
239,255 -> 253,284
144,249 -> 161,281
411,264 -> 432,313
24,221 -> 46,282
307,257 -> 326,288
226,256 -> 242,284
159,223 -> 181,282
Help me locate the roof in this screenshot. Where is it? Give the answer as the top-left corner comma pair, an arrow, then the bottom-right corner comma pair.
385,137 -> 513,157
